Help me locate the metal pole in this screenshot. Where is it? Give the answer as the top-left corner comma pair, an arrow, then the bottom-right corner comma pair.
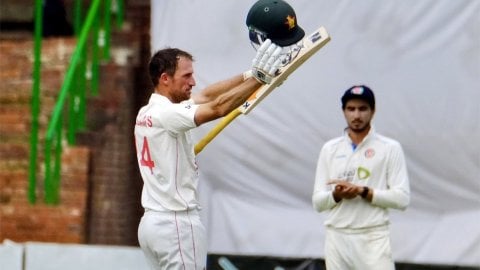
28,0 -> 44,204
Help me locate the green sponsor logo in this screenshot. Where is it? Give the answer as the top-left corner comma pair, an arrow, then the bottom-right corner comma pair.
357,167 -> 370,180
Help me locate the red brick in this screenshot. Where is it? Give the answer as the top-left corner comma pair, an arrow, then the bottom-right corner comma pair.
0,1 -> 150,246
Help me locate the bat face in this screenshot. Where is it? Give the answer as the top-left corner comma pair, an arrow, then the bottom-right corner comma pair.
278,42 -> 303,66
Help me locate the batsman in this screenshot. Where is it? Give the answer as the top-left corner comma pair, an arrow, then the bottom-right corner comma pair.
134,0 -> 306,269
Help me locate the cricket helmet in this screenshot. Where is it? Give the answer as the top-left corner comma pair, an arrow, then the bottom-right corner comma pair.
246,0 -> 305,46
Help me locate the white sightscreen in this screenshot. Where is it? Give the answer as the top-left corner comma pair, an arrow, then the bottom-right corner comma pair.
151,0 -> 480,266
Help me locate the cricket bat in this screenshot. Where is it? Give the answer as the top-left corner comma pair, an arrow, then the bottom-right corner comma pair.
195,26 -> 331,154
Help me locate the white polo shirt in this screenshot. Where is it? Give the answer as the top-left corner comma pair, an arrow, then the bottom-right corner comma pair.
134,94 -> 200,212
312,128 -> 410,229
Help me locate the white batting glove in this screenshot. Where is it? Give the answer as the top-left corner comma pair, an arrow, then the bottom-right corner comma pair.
251,39 -> 283,84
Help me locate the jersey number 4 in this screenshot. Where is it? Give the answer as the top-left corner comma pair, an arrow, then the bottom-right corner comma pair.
139,136 -> 155,174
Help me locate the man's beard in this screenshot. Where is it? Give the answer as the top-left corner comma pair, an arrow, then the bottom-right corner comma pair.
349,121 -> 370,133
171,90 -> 190,103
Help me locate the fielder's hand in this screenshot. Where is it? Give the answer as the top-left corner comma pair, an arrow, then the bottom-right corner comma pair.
328,180 -> 363,202
251,39 -> 283,84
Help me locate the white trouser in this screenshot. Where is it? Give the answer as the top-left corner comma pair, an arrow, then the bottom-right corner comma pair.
325,225 -> 395,270
138,209 -> 207,270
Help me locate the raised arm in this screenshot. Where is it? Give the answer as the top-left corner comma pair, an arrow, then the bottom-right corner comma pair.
193,78 -> 260,125
193,39 -> 282,126
192,74 -> 247,105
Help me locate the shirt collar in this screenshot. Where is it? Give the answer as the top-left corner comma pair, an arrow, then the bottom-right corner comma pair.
149,93 -> 195,105
149,93 -> 171,104
343,125 -> 376,145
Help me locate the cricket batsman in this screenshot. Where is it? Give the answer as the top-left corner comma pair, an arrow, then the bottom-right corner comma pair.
134,0 -> 305,269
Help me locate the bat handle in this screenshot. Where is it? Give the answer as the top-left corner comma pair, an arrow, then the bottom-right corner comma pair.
194,109 -> 242,155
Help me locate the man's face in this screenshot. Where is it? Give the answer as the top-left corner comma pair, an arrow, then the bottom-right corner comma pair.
343,99 -> 374,133
169,56 -> 196,103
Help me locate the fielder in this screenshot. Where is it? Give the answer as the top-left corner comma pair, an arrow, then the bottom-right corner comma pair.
134,1 -> 305,269
312,86 -> 411,270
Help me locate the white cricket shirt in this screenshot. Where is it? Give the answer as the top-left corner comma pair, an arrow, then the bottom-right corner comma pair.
134,94 -> 200,211
312,128 -> 410,229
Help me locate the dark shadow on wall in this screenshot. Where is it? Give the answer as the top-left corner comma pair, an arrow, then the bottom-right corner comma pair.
206,255 -> 480,270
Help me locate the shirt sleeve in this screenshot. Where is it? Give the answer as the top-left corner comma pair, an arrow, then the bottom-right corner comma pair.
160,100 -> 199,133
371,142 -> 411,210
312,145 -> 339,212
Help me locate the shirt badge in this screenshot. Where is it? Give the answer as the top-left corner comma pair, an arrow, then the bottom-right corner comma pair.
365,148 -> 375,158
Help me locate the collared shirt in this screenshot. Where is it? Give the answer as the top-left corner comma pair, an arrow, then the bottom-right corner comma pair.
312,127 -> 410,229
134,94 -> 200,211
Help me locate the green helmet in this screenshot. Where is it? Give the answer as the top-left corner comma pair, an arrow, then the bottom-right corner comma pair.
246,0 -> 305,46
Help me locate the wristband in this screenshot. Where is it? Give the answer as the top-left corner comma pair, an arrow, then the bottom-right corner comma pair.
243,70 -> 253,81
361,186 -> 369,198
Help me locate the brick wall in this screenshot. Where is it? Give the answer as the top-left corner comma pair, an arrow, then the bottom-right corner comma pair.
0,37 -> 90,243
78,1 -> 151,246
78,62 -> 142,246
0,0 -> 151,246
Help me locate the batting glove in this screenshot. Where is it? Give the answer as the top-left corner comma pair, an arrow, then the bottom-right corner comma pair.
251,39 -> 283,84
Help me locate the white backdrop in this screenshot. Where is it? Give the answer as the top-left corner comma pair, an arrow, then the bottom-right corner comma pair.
151,0 -> 480,266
